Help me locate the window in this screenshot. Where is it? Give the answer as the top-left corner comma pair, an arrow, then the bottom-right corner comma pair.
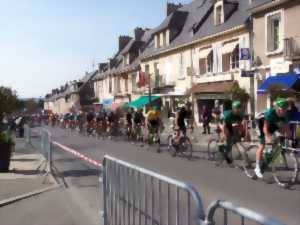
207,51 -> 213,73
117,77 -> 121,93
109,77 -> 112,93
163,32 -> 166,47
216,6 -> 222,25
155,35 -> 159,48
231,45 -> 240,69
125,77 -> 128,92
222,53 -> 231,72
266,10 -> 283,53
199,58 -> 206,75
179,52 -> 185,79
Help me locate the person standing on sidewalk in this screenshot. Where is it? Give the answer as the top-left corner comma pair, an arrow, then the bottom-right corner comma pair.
201,105 -> 212,134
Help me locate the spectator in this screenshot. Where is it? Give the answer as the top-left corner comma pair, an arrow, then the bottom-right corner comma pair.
201,105 -> 212,134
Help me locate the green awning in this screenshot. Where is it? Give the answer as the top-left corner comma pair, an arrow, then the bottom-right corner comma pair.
126,96 -> 160,109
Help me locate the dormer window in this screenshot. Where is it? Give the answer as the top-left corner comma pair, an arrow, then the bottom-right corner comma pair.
154,30 -> 170,49
214,1 -> 224,26
123,54 -> 130,66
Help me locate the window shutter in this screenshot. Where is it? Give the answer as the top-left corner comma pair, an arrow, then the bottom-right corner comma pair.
222,53 -> 231,72
199,58 -> 206,75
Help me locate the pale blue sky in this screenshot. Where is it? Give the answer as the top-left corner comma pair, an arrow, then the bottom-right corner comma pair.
0,0 -> 191,98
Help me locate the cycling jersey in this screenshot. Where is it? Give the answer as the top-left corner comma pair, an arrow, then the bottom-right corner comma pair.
134,112 -> 144,124
257,108 -> 289,143
222,110 -> 244,134
147,110 -> 160,121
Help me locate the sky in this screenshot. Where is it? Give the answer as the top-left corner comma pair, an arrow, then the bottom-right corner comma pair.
0,0 -> 191,98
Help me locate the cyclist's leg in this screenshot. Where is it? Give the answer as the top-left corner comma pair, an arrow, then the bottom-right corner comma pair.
255,119 -> 266,177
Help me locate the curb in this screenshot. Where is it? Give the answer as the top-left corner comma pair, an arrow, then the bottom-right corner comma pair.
0,183 -> 61,207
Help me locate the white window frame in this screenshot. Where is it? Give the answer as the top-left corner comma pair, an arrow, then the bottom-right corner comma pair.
230,45 -> 240,70
265,9 -> 284,55
214,1 -> 224,26
206,51 -> 214,74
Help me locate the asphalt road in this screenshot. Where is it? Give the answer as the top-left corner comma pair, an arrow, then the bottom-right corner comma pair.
35,126 -> 300,225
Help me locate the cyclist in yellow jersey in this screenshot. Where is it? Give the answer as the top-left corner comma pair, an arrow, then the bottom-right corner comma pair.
146,106 -> 161,133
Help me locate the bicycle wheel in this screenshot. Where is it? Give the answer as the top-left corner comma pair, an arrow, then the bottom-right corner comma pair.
271,149 -> 299,188
180,137 -> 193,160
207,138 -> 222,163
167,135 -> 177,157
241,145 -> 258,179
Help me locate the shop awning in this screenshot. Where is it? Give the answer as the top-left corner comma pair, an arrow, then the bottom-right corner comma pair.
102,99 -> 113,106
199,48 -> 212,59
222,41 -> 239,54
126,96 -> 160,109
257,72 -> 300,94
191,81 -> 235,94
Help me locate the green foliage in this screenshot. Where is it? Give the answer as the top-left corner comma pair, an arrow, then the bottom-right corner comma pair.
229,82 -> 250,105
0,131 -> 14,146
0,86 -> 21,117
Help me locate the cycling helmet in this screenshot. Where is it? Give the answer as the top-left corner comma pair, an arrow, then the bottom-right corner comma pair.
232,101 -> 242,109
275,98 -> 288,109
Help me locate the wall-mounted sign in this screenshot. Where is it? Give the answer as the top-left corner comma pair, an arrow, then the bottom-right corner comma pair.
241,70 -> 255,77
240,48 -> 251,60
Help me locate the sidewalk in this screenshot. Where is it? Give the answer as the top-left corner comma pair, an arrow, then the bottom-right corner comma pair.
0,138 -> 58,206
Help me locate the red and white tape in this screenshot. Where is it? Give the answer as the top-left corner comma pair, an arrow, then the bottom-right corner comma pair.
52,141 -> 102,168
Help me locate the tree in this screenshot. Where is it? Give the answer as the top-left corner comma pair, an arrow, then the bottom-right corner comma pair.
229,82 -> 250,105
0,86 -> 21,120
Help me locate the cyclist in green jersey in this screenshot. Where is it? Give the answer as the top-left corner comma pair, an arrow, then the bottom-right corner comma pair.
255,98 -> 291,178
219,101 -> 246,164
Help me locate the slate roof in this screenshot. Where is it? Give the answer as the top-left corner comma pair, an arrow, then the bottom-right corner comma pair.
94,29 -> 153,80
141,0 -> 254,60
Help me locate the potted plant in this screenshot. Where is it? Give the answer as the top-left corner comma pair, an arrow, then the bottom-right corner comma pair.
0,131 -> 14,172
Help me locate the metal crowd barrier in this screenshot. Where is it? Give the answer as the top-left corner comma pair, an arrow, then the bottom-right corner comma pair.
102,155 -> 206,225
102,155 -> 285,225
24,124 -> 53,174
204,200 -> 283,225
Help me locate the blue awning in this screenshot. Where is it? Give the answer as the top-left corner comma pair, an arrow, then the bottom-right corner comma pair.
102,99 -> 113,106
257,72 -> 300,94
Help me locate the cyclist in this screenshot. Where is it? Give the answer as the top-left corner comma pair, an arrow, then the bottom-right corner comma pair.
133,108 -> 145,140
255,98 -> 291,178
146,106 -> 161,137
126,108 -> 134,140
173,103 -> 192,143
219,101 -> 246,164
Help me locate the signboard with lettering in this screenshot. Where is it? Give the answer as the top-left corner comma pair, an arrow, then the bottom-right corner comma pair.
241,70 -> 255,77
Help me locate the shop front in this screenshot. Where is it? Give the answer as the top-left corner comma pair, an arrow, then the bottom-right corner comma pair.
191,81 -> 235,123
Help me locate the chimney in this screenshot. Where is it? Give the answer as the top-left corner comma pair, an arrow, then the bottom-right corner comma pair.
119,36 -> 132,51
166,2 -> 182,16
134,27 -> 146,41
